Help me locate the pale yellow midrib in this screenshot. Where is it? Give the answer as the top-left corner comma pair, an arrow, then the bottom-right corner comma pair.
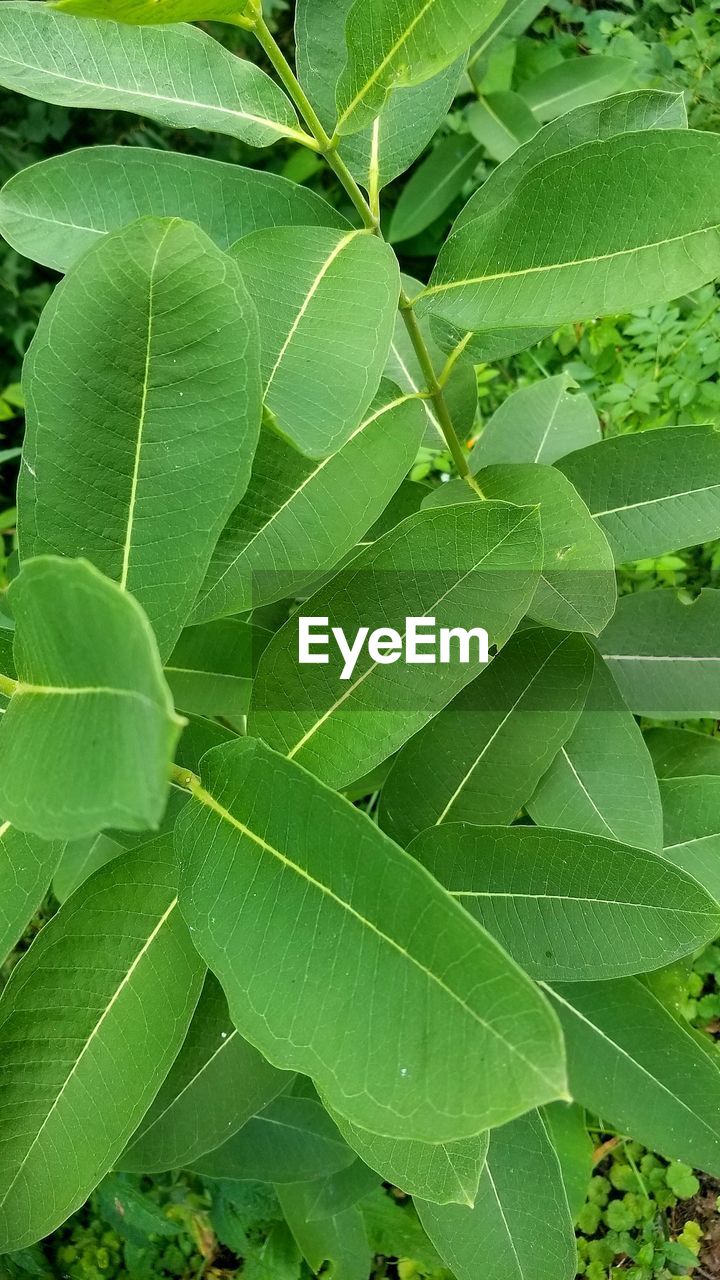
335,0 -> 435,131
1,56 -> 309,145
192,782 -> 560,1090
286,507 -> 539,761
264,230 -> 361,396
422,223 -> 720,298
0,896 -> 179,1215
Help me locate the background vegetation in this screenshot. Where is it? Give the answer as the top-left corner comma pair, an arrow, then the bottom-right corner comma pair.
1,0 -> 719,1275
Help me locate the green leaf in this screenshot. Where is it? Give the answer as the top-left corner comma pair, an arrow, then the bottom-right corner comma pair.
0,558 -> 182,840
334,0 -> 505,135
597,589 -> 720,718
325,1109 -> 488,1206
295,0 -> 464,191
249,502 -> 543,791
388,136 -> 482,244
540,1102 -> 592,1224
231,227 -> 399,457
519,56 -> 633,123
165,619 -> 271,719
474,465 -> 617,634
528,656 -> 663,852
546,978 -> 720,1176
416,1110 -> 576,1280
302,1160 -> 381,1223
0,837 -> 204,1252
646,727 -> 720,779
419,130 -> 720,332
467,0 -> 545,67
54,0 -> 253,22
176,737 -> 567,1142
192,383 -> 425,623
278,1184 -> 371,1280
455,90 -> 687,229
190,1095 -> 356,1184
385,277 -> 477,449
53,787 -> 188,903
557,426 -> 720,564
0,823 -> 61,961
19,217 -> 261,659
119,973 -> 290,1174
466,92 -> 538,163
660,777 -> 720,904
0,4 -> 307,147
471,375 -> 601,468
380,627 -> 593,846
0,146 -> 348,274
410,822 -> 720,981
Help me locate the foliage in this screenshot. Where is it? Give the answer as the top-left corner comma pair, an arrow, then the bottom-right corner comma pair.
0,1 -> 719,1279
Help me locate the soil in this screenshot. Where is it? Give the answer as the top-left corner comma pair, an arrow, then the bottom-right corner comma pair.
671,1176 -> 720,1277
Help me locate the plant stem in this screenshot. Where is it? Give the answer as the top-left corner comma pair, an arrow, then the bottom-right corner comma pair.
399,292 -> 480,491
170,762 -> 201,792
0,671 -> 17,698
247,16 -> 478,487
251,16 -> 377,231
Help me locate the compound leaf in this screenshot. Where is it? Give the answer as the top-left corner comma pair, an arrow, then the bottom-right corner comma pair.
176,737 -> 566,1142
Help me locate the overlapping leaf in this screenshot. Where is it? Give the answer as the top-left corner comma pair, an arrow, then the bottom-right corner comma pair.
120,974 -> 289,1173
660,777 -> 720,903
528,656 -> 663,852
20,217 -> 261,659
417,1110 -> 576,1280
0,838 -> 204,1252
598,589 -> 720,718
646,727 -> 720,779
547,979 -> 720,1175
467,92 -> 538,163
0,4 -> 307,147
388,137 -> 482,244
192,382 -> 425,623
231,226 -> 399,457
557,425 -> 720,563
0,823 -> 61,961
380,627 -> 593,846
518,56 -> 633,122
419,130 -> 720,333
0,558 -> 182,839
334,0 -> 504,135
176,737 -> 566,1142
192,1096 -> 355,1183
250,502 -> 543,790
165,619 -> 270,719
411,823 -> 720,981
470,375 -> 600,467
278,1184 -> 371,1280
327,1109 -> 488,1206
295,0 -> 464,191
0,147 -> 348,274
